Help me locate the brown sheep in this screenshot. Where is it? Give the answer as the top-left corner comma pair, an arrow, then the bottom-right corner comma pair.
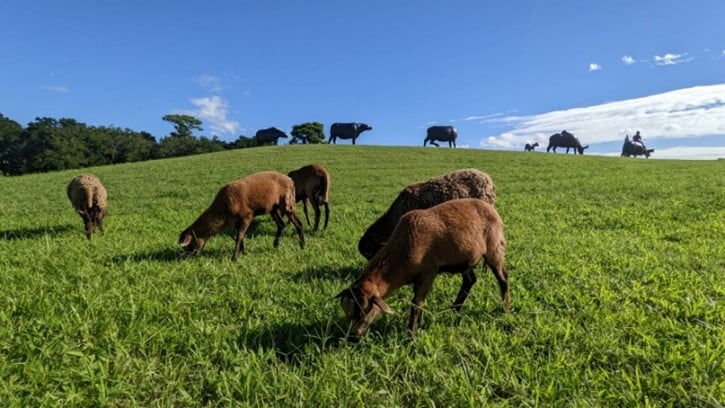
179,171 -> 305,261
338,198 -> 509,340
67,173 -> 108,240
358,168 -> 496,260
287,164 -> 331,232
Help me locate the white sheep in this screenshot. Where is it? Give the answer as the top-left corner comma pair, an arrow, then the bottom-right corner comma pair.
67,173 -> 108,240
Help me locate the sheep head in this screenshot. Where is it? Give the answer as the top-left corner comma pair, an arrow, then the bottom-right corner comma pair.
336,285 -> 394,340
179,228 -> 205,257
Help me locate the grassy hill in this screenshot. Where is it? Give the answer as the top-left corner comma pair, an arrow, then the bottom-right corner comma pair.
0,145 -> 723,406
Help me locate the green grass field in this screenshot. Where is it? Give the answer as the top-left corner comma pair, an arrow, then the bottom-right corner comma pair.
0,145 -> 723,406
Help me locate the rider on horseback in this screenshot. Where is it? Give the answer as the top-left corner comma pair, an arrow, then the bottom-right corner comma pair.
632,130 -> 646,149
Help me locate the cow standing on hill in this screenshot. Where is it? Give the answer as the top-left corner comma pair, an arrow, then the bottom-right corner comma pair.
424,126 -> 458,148
546,130 -> 588,154
328,123 -> 372,145
255,127 -> 288,145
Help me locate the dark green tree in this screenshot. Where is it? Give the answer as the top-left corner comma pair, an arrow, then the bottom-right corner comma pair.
162,114 -> 203,138
231,135 -> 258,149
159,114 -> 205,158
23,117 -> 90,172
290,122 -> 325,144
0,113 -> 25,175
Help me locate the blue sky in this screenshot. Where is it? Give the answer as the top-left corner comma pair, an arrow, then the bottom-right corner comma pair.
2,1 -> 724,159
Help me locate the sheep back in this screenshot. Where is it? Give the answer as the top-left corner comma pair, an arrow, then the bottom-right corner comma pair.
341,198 -> 507,339
287,163 -> 330,204
358,168 -> 496,259
67,173 -> 107,239
180,170 -> 303,259
387,198 -> 504,267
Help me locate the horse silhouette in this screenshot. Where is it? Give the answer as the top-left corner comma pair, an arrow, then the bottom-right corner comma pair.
524,142 -> 539,152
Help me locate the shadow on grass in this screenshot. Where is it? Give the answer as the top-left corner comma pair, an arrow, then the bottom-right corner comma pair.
110,247 -> 187,263
239,318 -> 350,364
0,224 -> 76,241
291,264 -> 360,283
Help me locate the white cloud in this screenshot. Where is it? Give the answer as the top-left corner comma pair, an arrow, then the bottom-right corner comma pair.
182,96 -> 239,135
589,62 -> 602,71
198,74 -> 223,92
646,146 -> 725,160
482,84 -> 725,159
43,85 -> 69,93
653,53 -> 693,65
621,55 -> 636,65
463,113 -> 504,121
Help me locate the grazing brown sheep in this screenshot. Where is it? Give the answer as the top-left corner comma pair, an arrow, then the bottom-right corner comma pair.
338,198 -> 509,340
67,173 -> 107,240
358,168 -> 496,260
179,171 -> 305,261
287,164 -> 331,232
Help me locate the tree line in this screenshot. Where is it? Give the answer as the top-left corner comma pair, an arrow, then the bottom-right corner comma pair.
0,113 -> 325,176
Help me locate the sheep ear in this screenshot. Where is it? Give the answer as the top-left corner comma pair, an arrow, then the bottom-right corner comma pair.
179,233 -> 193,247
372,295 -> 394,314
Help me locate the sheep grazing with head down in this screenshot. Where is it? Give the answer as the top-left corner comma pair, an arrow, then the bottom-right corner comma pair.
338,198 -> 509,340
287,164 -> 331,232
67,173 -> 108,240
179,171 -> 305,261
358,168 -> 496,260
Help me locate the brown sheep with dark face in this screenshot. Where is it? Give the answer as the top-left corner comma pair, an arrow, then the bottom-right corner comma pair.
179,171 -> 304,261
358,168 -> 496,260
339,198 -> 508,341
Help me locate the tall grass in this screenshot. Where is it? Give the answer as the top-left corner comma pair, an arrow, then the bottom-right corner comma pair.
0,145 -> 723,406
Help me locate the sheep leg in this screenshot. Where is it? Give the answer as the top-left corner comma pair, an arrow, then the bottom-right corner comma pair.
323,202 -> 330,230
302,198 -> 311,227
452,268 -> 477,312
286,211 -> 305,249
311,200 -> 321,232
485,255 -> 510,311
232,216 -> 251,261
408,276 -> 434,333
81,214 -> 93,240
96,210 -> 105,236
270,210 -> 286,248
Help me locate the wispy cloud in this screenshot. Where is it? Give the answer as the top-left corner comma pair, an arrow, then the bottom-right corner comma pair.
653,53 -> 693,66
198,74 -> 223,93
482,84 -> 725,159
43,85 -> 69,93
644,145 -> 725,160
621,55 -> 636,65
589,62 -> 602,72
463,113 -> 504,121
180,96 -> 239,135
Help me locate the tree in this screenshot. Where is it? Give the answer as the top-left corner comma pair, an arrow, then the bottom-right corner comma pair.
290,122 -> 325,144
162,114 -> 203,138
231,135 -> 258,149
159,114 -> 204,158
22,117 -> 91,173
0,113 -> 24,175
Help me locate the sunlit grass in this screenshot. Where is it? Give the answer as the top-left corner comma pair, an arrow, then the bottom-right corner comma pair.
0,145 -> 723,406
